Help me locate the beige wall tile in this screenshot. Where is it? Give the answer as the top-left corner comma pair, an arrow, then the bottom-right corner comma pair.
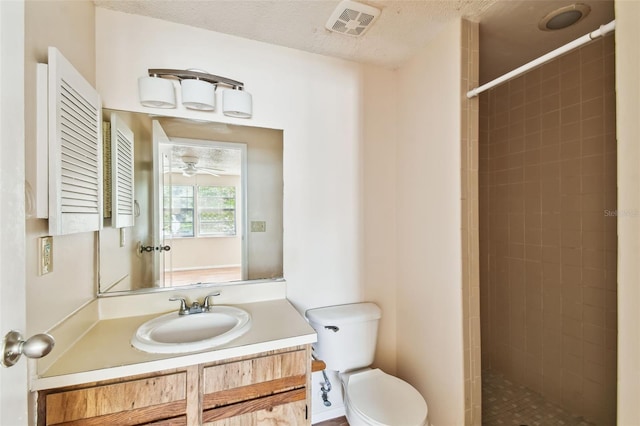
461,19 -> 481,425
479,37 -> 616,424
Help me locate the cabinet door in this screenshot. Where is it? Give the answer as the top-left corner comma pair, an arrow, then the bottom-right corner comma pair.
202,349 -> 307,410
45,47 -> 103,235
39,372 -> 187,425
203,392 -> 307,426
109,111 -> 135,228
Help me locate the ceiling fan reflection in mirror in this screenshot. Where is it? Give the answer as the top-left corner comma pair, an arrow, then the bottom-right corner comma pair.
179,155 -> 222,177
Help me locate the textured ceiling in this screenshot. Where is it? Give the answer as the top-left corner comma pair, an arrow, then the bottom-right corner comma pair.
94,0 -> 498,69
160,118 -> 243,174
95,0 -> 615,83
170,143 -> 241,176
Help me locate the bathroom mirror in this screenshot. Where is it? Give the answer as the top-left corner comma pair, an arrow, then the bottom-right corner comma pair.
98,109 -> 283,295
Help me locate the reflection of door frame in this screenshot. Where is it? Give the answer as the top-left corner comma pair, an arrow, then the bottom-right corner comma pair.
152,129 -> 248,284
152,121 -> 172,287
157,144 -> 174,286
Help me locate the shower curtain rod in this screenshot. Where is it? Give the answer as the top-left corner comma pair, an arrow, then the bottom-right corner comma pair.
466,20 -> 616,99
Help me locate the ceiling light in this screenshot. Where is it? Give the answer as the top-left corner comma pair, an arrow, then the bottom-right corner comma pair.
539,4 -> 591,31
182,167 -> 197,177
138,69 -> 252,118
182,158 -> 198,177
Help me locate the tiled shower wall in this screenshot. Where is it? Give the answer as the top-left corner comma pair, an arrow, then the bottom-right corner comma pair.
461,19 -> 481,425
479,36 -> 617,424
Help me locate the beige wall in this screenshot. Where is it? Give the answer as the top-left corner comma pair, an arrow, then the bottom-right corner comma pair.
480,37 -> 617,423
395,20 -> 465,425
24,0 -> 96,335
615,0 -> 640,422
362,66 -> 398,375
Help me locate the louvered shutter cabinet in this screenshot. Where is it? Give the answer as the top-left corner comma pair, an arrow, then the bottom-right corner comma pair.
47,47 -> 103,236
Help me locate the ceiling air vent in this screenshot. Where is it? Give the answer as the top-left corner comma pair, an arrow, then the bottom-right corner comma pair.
326,0 -> 381,37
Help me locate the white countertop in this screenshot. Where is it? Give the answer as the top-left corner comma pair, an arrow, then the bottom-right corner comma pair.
32,299 -> 316,391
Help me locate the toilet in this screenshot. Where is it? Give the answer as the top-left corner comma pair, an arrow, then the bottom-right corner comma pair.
306,302 -> 428,426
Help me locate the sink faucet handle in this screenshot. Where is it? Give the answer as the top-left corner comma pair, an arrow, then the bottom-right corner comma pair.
169,297 -> 189,315
203,291 -> 221,310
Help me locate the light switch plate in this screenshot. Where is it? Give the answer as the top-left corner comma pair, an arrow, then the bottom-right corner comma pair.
251,221 -> 266,232
38,236 -> 53,275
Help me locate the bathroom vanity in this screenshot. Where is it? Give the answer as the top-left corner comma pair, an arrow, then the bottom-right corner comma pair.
37,346 -> 309,425
32,292 -> 316,426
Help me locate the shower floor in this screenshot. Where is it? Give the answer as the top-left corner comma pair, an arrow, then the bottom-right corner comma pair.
483,371 -> 596,426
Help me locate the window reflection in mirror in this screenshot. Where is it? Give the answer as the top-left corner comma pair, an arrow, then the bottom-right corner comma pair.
98,110 -> 283,295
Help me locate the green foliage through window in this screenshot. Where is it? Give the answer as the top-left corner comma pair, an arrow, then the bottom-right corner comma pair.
197,186 -> 236,236
164,185 -> 236,237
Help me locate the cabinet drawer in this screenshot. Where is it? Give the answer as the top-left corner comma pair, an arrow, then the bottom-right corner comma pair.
202,389 -> 307,425
42,372 -> 187,425
202,349 -> 307,409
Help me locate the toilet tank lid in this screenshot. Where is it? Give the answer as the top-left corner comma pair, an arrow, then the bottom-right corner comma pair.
306,302 -> 381,325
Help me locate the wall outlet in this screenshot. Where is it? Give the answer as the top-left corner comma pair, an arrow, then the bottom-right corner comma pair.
251,221 -> 266,232
38,236 -> 53,275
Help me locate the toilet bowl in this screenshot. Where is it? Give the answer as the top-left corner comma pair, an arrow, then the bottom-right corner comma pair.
341,368 -> 428,426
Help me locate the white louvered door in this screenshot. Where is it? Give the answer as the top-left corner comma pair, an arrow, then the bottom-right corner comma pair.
110,112 -> 135,228
47,47 -> 103,236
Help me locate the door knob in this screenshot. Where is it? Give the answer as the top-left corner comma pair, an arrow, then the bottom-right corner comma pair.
1,330 -> 55,367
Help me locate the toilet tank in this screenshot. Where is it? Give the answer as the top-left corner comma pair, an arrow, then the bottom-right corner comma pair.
306,302 -> 381,372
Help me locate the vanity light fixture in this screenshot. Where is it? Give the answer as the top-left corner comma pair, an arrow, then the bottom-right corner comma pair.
222,88 -> 252,118
181,78 -> 216,111
138,68 -> 252,118
138,75 -> 176,108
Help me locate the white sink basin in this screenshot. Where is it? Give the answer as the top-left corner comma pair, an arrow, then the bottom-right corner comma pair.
131,306 -> 251,354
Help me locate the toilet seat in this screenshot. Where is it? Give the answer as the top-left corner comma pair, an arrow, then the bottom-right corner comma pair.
343,369 -> 428,426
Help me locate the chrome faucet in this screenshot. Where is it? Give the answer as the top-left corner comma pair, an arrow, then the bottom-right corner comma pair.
169,297 -> 202,315
170,292 -> 221,315
203,291 -> 221,311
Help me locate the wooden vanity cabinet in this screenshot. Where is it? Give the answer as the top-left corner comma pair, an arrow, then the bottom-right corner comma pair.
37,345 -> 311,426
201,347 -> 309,425
36,367 -> 197,426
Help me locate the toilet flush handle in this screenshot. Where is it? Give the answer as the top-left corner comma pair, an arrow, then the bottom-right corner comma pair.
325,326 -> 339,332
